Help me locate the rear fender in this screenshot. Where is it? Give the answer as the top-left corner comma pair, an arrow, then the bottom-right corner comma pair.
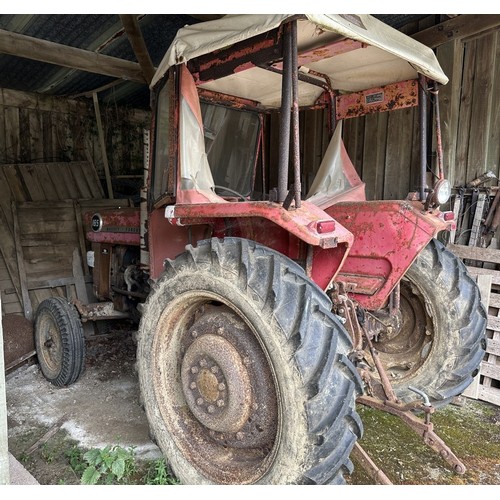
326,200 -> 454,310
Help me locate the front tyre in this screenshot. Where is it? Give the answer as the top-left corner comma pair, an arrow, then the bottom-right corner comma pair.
372,238 -> 486,405
138,238 -> 363,484
34,297 -> 86,386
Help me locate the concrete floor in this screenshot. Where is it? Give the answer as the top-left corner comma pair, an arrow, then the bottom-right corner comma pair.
6,329 -> 162,485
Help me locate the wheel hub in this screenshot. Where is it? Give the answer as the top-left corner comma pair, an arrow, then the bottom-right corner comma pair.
181,333 -> 252,433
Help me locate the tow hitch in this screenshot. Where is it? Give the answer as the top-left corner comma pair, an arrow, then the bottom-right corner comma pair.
331,285 -> 467,484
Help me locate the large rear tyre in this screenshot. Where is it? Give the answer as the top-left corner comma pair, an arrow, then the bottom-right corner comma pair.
138,238 -> 363,484
370,238 -> 486,405
34,297 -> 86,386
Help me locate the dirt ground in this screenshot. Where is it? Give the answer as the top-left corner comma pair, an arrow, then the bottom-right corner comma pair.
5,325 -> 500,486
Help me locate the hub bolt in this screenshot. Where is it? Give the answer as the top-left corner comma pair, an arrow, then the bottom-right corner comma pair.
217,399 -> 225,407
196,398 -> 204,405
190,382 -> 196,390
211,366 -> 219,374
207,405 -> 215,414
191,366 -> 199,374
218,383 -> 226,391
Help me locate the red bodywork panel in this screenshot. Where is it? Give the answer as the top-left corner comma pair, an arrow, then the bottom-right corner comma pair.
326,200 -> 453,310
85,208 -> 141,246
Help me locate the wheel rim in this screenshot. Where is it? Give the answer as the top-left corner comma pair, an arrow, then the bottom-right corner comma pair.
370,279 -> 434,382
37,313 -> 63,378
151,293 -> 279,484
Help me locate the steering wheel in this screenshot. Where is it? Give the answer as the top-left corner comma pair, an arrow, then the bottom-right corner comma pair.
213,185 -> 248,201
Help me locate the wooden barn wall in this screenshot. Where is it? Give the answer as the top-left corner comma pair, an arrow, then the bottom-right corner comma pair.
0,88 -> 150,182
341,26 -> 499,202
0,88 -> 150,317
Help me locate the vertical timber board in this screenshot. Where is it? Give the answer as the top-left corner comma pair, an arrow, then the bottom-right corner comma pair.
384,107 -> 413,199
437,39 -> 465,189
486,31 -> 500,176
466,33 -> 496,182
0,101 -> 6,164
29,108 -> 44,163
362,112 -> 388,201
11,201 -> 32,320
4,107 -> 20,163
17,164 -> 46,201
455,40 -> 476,187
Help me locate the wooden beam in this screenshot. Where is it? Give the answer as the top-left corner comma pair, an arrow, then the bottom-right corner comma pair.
119,15 -> 156,85
0,28 -> 146,84
92,93 -> 114,199
0,296 -> 10,485
413,14 -> 500,48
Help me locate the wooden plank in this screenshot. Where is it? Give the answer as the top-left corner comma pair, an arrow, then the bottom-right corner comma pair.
27,109 -> 46,162
17,164 -> 46,201
479,386 -> 500,407
17,205 -> 75,222
11,201 -> 32,320
36,164 -> 59,200
486,31 -> 500,175
68,163 -> 93,199
449,244 -> 500,265
73,201 -> 89,276
0,168 -> 14,229
413,14 -> 500,48
466,34 -> 496,183
19,108 -> 31,162
436,39 -> 464,189
487,293 -> 500,309
0,99 -> 6,164
466,266 -> 500,286
487,316 -> 500,332
2,164 -> 28,202
486,338 -> 500,356
77,160 -> 104,199
93,93 -> 114,199
383,108 -> 413,199
454,41 -> 476,187
480,361 -> 500,381
0,28 -> 146,83
20,232 -> 79,247
477,274 -> 493,311
17,219 -> 77,236
468,193 -> 487,248
361,112 -> 387,201
0,208 -> 21,304
3,107 -> 20,163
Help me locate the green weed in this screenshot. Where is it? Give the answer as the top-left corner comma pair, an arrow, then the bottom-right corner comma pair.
78,445 -> 136,485
143,458 -> 178,485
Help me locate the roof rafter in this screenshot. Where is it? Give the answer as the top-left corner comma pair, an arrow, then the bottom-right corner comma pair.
0,27 -> 147,84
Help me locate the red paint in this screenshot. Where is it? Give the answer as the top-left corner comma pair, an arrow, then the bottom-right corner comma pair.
85,208 -> 141,246
171,200 -> 354,250
326,200 -> 452,310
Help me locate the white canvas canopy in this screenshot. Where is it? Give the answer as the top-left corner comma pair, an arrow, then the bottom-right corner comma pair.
151,14 -> 448,108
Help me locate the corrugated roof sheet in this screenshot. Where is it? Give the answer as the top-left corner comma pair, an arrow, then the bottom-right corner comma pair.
0,14 -> 432,110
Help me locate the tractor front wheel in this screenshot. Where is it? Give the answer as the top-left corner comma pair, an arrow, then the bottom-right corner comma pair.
370,238 -> 486,405
138,238 -> 363,484
34,297 -> 86,386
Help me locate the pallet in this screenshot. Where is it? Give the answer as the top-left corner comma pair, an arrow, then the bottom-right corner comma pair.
448,243 -> 500,407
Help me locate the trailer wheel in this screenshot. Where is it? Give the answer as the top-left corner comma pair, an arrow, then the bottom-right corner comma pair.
34,297 -> 86,387
138,238 -> 363,484
371,238 -> 486,405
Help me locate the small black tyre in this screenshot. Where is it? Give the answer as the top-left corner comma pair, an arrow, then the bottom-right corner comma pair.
372,238 -> 486,405
34,297 -> 86,386
138,237 -> 363,484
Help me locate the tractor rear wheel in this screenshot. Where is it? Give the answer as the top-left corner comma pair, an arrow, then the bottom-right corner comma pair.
34,297 -> 86,386
137,237 -> 363,484
370,238 -> 486,405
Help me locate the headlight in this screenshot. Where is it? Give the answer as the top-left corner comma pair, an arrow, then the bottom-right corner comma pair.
427,179 -> 451,208
435,179 -> 451,205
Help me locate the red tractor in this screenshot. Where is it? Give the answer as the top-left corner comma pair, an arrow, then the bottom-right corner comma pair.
34,15 -> 486,484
